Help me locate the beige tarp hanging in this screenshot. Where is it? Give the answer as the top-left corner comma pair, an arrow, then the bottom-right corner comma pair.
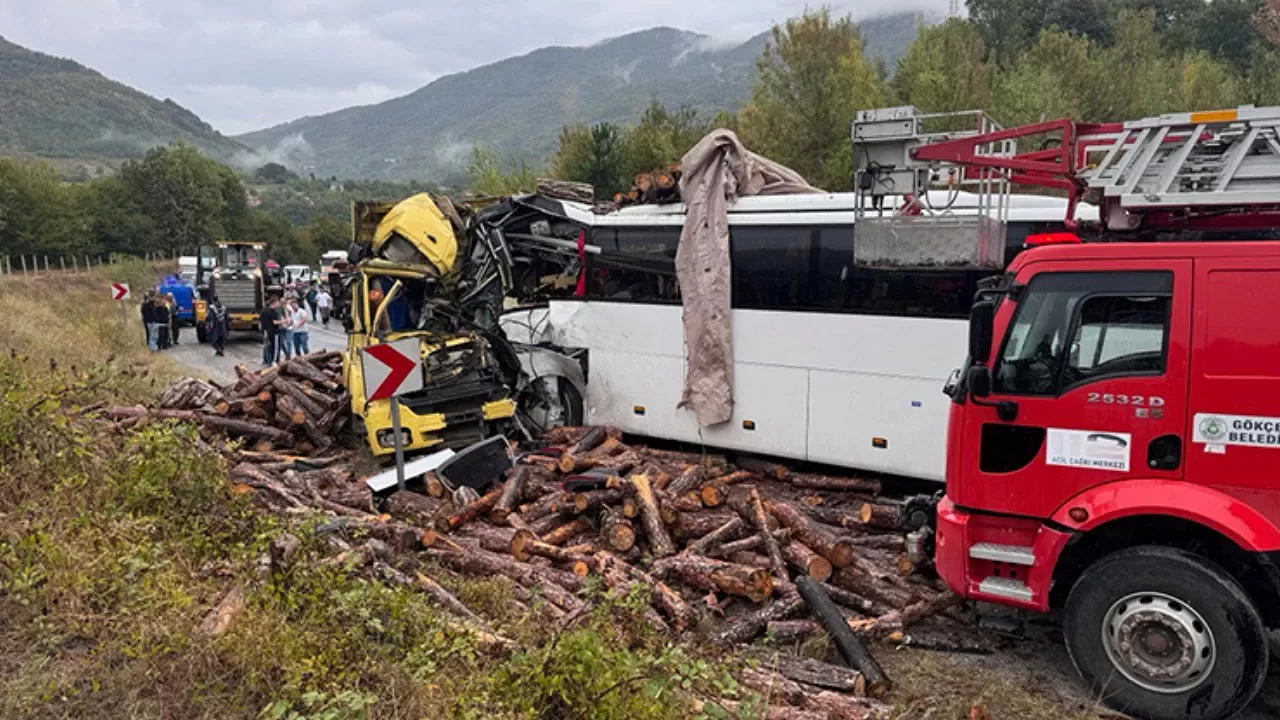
675,130 -> 821,427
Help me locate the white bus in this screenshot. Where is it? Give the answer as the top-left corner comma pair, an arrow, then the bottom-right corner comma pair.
501,191 -> 1096,482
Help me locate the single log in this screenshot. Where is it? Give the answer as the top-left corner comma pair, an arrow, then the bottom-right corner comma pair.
672,491 -> 704,512
760,654 -> 868,695
426,547 -> 583,612
511,529 -> 592,565
783,540 -> 833,582
672,510 -> 738,540
326,484 -> 374,512
846,592 -> 963,640
858,502 -> 903,531
630,472 -> 676,557
200,584 -> 247,637
541,517 -> 594,546
767,619 -> 823,642
413,571 -> 489,627
681,516 -> 745,556
699,700 -> 825,720
543,426 -> 595,446
665,465 -> 704,497
275,394 -> 308,427
711,587 -> 804,645
282,357 -> 340,390
655,555 -> 773,603
571,487 -> 628,514
726,551 -> 773,569
536,178 -> 595,204
424,473 -> 446,498
455,524 -> 516,554
849,535 -> 906,551
201,415 -> 295,446
384,490 -> 444,527
556,426 -> 608,472
621,497 -> 639,519
435,484 -> 504,533
748,486 -> 789,584
735,455 -> 790,480
526,511 -> 571,537
803,505 -> 870,529
490,466 -> 528,524
791,473 -> 881,494
828,567 -> 914,610
740,667 -> 883,719
768,499 -> 854,568
818,581 -> 894,618
233,366 -> 280,399
895,555 -> 916,577
590,552 -> 672,633
699,482 -> 726,508
600,507 -> 636,552
794,576 -> 891,698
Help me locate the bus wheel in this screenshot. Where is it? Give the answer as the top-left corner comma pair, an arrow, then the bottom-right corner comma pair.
1064,546 -> 1268,720
196,323 -> 208,343
517,377 -> 583,437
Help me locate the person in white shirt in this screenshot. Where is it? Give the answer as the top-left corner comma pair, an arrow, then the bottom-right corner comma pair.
315,288 -> 333,327
290,300 -> 311,355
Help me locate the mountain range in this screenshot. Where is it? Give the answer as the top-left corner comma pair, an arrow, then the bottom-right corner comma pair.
1,12 -> 926,181
0,36 -> 244,164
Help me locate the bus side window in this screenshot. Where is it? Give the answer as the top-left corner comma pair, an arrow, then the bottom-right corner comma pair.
731,226 -> 813,309
814,226 -> 854,309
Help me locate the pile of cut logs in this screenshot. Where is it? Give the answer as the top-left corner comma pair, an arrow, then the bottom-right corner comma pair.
104,352 -> 350,457
100,370 -> 971,719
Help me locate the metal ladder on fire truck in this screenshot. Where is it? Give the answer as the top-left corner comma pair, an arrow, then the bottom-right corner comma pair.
851,104 -> 1280,601
850,104 -> 1280,273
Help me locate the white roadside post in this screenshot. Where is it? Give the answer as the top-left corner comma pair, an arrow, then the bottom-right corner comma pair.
360,337 -> 424,491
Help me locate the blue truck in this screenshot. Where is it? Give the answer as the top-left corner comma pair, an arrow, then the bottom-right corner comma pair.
158,275 -> 196,327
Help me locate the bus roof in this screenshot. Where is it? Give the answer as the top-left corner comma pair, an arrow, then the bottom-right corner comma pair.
552,191 -> 1100,227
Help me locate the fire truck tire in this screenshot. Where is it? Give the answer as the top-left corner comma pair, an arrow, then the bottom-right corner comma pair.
1063,545 -> 1268,720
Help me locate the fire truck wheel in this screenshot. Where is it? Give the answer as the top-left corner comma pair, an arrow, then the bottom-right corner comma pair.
1063,545 -> 1268,720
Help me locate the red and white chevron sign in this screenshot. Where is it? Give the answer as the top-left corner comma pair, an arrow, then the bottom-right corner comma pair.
361,338 -> 423,402
110,282 -> 130,301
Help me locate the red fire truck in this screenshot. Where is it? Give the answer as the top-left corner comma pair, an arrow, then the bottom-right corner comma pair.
853,106 -> 1280,720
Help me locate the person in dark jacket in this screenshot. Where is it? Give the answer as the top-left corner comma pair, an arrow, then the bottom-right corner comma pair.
208,297 -> 230,357
141,292 -> 160,351
260,298 -> 280,367
154,298 -> 172,350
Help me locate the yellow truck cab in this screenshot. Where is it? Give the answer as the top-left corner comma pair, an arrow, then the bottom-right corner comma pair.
344,196 -> 517,456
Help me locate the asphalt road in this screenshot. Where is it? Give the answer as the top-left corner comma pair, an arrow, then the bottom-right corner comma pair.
164,320 -> 348,385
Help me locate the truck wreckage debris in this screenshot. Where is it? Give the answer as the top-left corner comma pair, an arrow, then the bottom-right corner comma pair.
97,367 -> 977,720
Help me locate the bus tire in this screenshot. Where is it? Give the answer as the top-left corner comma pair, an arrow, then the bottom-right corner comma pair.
1063,545 -> 1268,720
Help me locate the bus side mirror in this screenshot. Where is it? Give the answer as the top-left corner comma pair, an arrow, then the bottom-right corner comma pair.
968,300 -> 995,364
967,365 -> 992,398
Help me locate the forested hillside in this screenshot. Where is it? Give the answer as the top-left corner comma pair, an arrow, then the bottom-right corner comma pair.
235,14 -> 926,182
0,36 -> 244,162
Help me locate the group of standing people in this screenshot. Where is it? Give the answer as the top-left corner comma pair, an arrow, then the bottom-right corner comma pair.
260,295 -> 313,367
140,290 -> 181,352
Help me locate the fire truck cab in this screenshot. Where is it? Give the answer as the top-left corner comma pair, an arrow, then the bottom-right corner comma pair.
942,238 -> 1280,720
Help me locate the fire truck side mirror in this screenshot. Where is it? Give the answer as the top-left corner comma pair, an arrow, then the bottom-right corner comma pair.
967,365 -> 992,398
968,300 -> 996,365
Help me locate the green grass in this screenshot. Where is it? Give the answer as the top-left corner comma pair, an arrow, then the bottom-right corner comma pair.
0,271 -> 750,720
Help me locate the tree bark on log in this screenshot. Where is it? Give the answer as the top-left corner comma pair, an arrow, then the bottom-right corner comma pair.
858,502 -> 903,531
712,588 -> 804,645
828,567 -> 914,610
768,499 -> 854,568
435,484 -> 504,533
425,547 -> 583,612
384,491 -> 444,526
596,551 -> 695,632
490,466 -> 527,524
766,620 -> 823,642
783,540 -> 833,582
790,474 -> 881,494
794,576 -> 891,698
681,516 -> 745,556
630,472 -> 676,557
540,517 -> 594,546
655,555 -> 774,603
600,507 -> 636,552
735,455 -> 790,479
201,415 -> 295,446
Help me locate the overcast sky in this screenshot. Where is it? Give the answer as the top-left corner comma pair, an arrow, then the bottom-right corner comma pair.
1,0 -> 946,136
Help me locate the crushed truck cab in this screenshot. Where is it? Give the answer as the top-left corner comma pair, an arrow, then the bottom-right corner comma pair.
343,197 -> 517,456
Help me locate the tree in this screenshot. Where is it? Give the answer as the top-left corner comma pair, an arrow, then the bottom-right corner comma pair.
1192,0 -> 1266,69
892,19 -> 993,113
738,8 -> 886,190
253,162 -> 298,184
466,147 -> 538,196
1178,51 -> 1244,109
967,0 -> 1035,65
992,29 -> 1103,126
622,102 -> 710,179
1260,0 -> 1280,46
551,123 -> 628,197
0,159 -> 85,257
115,144 -> 247,254
1094,9 -> 1178,119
